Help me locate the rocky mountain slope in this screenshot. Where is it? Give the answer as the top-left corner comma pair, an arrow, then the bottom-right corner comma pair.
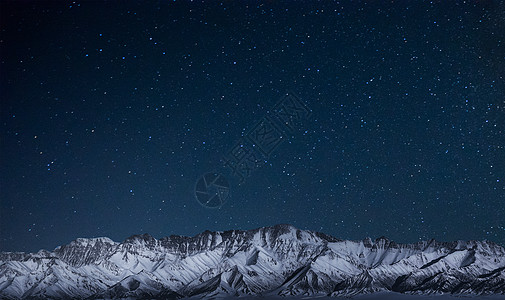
1,224 -> 504,299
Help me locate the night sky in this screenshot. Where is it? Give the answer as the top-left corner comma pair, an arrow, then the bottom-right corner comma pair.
1,1 -> 504,253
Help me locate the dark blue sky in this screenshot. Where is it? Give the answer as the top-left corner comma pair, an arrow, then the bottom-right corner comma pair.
1,1 -> 504,253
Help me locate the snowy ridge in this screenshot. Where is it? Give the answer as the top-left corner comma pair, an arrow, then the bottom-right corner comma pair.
0,224 -> 504,299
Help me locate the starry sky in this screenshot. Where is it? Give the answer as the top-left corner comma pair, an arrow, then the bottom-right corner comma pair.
1,1 -> 504,253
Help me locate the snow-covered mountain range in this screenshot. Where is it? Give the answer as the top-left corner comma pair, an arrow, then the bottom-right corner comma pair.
1,224 -> 504,299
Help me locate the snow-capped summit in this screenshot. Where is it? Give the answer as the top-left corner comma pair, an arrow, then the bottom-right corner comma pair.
1,225 -> 504,299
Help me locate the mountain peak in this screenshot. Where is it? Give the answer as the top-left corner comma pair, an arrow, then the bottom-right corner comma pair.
270,223 -> 297,231
1,226 -> 504,299
52,236 -> 117,251
124,233 -> 155,244
375,235 -> 390,242
76,236 -> 116,245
